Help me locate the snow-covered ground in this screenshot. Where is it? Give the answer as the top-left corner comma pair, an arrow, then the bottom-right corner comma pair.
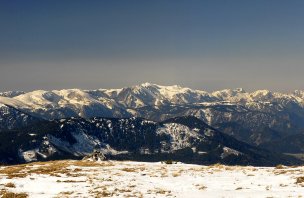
0,160 -> 303,198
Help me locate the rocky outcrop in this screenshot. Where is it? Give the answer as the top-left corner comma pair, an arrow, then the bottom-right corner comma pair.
83,150 -> 106,161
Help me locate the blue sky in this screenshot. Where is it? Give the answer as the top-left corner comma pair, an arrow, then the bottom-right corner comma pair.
0,0 -> 304,92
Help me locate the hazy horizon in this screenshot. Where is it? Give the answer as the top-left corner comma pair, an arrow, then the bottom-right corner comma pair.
1,0 -> 304,92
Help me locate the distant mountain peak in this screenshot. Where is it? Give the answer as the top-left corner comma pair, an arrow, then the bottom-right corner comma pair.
140,82 -> 157,87
235,88 -> 245,92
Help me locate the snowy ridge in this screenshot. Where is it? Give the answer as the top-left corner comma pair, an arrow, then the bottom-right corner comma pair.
0,90 -> 25,98
7,89 -> 128,119
0,101 -> 40,131
1,83 -> 303,114
1,83 -> 304,149
0,96 -> 32,110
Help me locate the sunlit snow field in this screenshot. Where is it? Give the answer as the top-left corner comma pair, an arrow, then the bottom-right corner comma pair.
0,160 -> 304,197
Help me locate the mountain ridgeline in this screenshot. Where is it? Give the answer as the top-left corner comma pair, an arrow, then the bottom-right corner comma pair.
0,83 -> 304,165
0,116 -> 301,166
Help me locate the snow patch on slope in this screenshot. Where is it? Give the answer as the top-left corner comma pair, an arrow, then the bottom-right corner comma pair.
157,123 -> 202,152
221,147 -> 243,159
0,96 -> 31,109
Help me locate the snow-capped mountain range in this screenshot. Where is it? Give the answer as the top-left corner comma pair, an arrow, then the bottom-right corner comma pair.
1,82 -> 303,119
1,83 -> 304,152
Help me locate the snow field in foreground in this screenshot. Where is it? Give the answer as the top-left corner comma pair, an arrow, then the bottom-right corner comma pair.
0,160 -> 304,198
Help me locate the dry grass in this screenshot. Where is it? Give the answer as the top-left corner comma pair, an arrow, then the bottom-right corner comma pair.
0,161 -> 69,178
121,168 -> 137,172
295,176 -> 304,184
0,165 -> 28,179
224,166 -> 235,171
172,172 -> 181,177
128,184 -> 136,188
131,192 -> 143,198
72,160 -> 112,167
211,163 -> 222,167
4,183 -> 15,188
27,161 -> 86,178
0,160 -> 114,179
56,180 -> 86,183
273,168 -> 301,176
139,167 -> 146,171
0,159 -> 114,173
160,170 -> 168,177
89,186 -> 113,197
95,190 -> 112,197
73,168 -> 82,172
112,172 -> 122,176
55,191 -> 74,198
162,160 -> 175,164
1,192 -> 28,198
210,163 -> 226,170
194,184 -> 207,190
275,164 -> 285,169
274,170 -> 288,175
114,188 -> 132,193
154,188 -> 171,195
